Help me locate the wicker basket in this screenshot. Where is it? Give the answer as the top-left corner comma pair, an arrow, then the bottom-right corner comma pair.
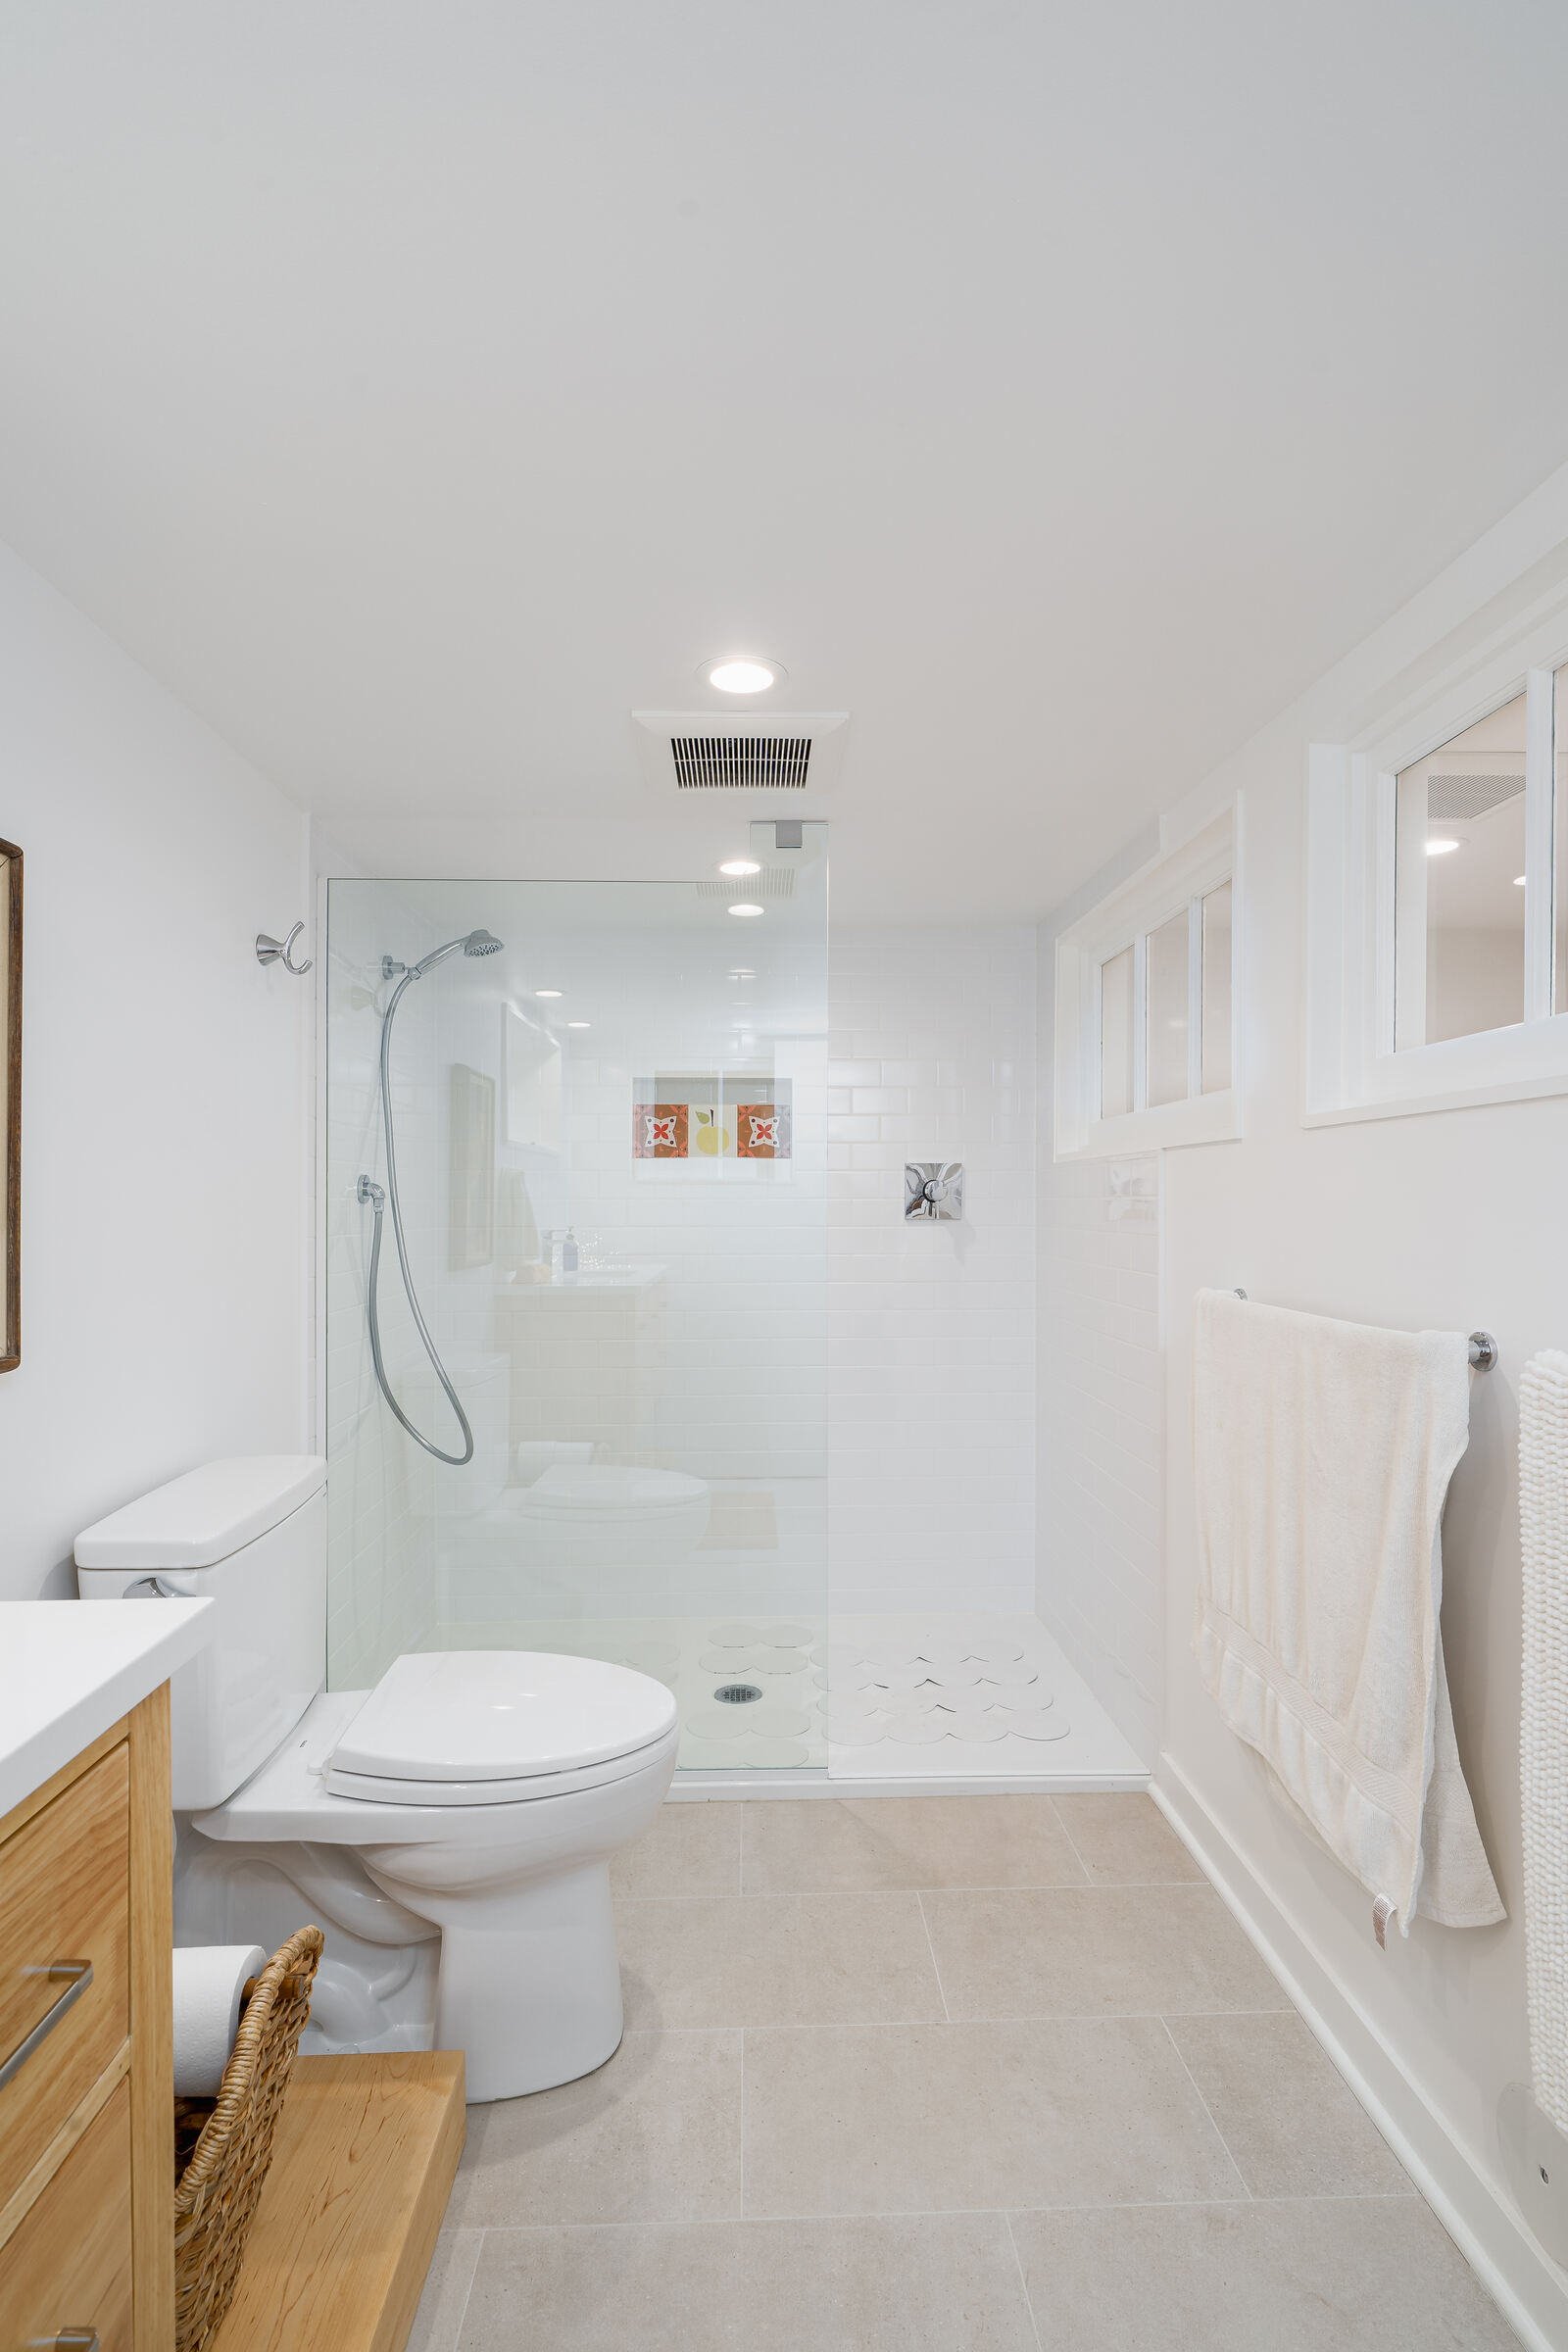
173,1925 -> 324,2352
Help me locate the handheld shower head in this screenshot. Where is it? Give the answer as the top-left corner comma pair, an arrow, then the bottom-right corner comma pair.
359,919 -> 506,1469
401,928 -> 507,981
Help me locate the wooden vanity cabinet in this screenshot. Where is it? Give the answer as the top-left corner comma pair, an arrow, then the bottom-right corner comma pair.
0,1691 -> 172,2352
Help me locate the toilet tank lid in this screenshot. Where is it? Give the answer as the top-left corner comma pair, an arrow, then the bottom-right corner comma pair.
75,1455 -> 326,1570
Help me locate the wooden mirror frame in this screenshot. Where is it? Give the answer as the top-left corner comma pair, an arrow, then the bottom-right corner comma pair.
1,839 -> 20,1373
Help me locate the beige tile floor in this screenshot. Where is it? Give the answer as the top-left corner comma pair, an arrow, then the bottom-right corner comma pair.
409,1794 -> 1522,2351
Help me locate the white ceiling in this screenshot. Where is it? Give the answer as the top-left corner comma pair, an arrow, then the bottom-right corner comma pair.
4,1 -> 1568,922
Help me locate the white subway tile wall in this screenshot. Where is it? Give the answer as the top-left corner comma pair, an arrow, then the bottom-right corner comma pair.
828,927 -> 1037,1619
323,881 -> 830,1671
322,898 -> 1137,1769
1035,1144 -> 1162,1761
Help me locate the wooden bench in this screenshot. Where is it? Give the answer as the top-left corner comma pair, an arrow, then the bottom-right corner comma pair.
209,2051 -> 466,2352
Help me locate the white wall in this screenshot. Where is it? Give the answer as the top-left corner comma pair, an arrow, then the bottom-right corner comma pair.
828,924 -> 1036,1618
1431,924 -> 1526,1044
1071,466 -> 1568,2346
0,541 -> 309,1599
1033,1145 -> 1162,1761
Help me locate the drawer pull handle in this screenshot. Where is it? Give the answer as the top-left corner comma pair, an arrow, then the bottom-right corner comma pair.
0,1961 -> 94,2090
29,2332 -> 100,2351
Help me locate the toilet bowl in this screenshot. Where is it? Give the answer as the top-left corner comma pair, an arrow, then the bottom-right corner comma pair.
193,1652 -> 677,2098
505,1463 -> 710,1572
75,1458 -> 677,2101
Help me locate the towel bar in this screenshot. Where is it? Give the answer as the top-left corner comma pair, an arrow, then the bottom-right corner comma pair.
1229,1290 -> 1496,1371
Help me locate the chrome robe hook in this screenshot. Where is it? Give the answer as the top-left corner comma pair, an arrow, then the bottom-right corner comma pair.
256,922 -> 314,976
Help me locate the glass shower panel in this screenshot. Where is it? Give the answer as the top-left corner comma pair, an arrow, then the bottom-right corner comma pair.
324,853 -> 828,1772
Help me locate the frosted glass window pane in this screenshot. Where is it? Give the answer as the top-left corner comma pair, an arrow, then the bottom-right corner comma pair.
1200,883 -> 1232,1094
1146,910 -> 1190,1107
1100,948 -> 1133,1118
1396,690 -> 1526,1049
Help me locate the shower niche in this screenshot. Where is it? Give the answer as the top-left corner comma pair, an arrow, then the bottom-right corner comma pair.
632,1069 -> 793,1167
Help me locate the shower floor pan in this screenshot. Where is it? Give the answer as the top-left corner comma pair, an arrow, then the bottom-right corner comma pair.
420,1612 -> 1148,1792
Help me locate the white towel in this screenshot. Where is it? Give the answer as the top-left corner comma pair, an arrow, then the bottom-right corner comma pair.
1193,1289 -> 1503,1935
1521,1349 -> 1568,2131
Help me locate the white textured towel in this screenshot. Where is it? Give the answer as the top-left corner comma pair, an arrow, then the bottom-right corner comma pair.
1521,1349 -> 1568,2132
1193,1289 -> 1503,1935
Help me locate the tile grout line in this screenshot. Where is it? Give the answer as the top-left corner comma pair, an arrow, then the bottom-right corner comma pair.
616,1878 -> 1219,1904
442,2227 -> 483,2352
457,2193 -> 1425,2239
1043,1789 -> 1095,1885
914,1889 -> 952,2022
1004,2212 -> 1047,2352
604,2008 -> 1296,2036
1158,2016 -> 1252,2202
739,2025 -> 748,2221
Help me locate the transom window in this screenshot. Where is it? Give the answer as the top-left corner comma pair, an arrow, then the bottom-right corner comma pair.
1054,808 -> 1239,1158
1097,881 -> 1233,1117
1393,686 -> 1537,1051
1305,602 -> 1568,1124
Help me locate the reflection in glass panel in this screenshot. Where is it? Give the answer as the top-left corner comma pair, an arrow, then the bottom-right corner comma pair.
1200,883 -> 1232,1094
1395,691 -> 1526,1049
1557,665 -> 1568,1015
324,858 -> 827,1774
1100,947 -> 1134,1118
1146,909 -> 1190,1107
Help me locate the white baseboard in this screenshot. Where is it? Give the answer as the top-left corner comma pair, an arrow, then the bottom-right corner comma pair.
1153,1757 -> 1568,2352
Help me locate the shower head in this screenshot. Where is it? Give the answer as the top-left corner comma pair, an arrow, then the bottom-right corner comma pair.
398,928 -> 507,982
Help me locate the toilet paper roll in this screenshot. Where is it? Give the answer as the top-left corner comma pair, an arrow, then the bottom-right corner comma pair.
172,1944 -> 267,2096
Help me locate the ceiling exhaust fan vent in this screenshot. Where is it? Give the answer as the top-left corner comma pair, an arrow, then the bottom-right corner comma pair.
1426,772 -> 1525,821
632,710 -> 849,800
671,735 -> 811,791
693,867 -> 797,902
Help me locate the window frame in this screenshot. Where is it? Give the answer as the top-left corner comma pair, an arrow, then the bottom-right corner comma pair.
1305,590 -> 1568,1126
1054,806 -> 1241,1160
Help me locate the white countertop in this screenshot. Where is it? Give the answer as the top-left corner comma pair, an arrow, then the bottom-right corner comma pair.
0,1598 -> 213,1818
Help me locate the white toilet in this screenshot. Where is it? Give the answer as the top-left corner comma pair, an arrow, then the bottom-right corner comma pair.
505,1462 -> 710,1572
74,1456 -> 678,2101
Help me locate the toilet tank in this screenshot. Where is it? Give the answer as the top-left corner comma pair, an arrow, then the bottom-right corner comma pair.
75,1456 -> 327,1809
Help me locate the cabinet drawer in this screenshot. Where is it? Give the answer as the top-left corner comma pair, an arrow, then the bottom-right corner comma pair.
0,2076 -> 133,2352
0,1746 -> 130,2209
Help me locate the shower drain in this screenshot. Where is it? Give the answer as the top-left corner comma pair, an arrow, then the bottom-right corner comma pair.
713,1682 -> 763,1705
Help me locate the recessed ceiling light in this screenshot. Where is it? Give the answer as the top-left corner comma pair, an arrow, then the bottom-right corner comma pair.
1425,838 -> 1461,857
700,655 -> 785,695
728,967 -> 756,980
718,858 -> 761,877
535,988 -> 564,998
566,1020 -> 591,1029
728,902 -> 765,918
1514,874 -> 1528,886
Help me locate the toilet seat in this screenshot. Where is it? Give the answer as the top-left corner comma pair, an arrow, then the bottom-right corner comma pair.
323,1649 -> 677,1804
323,1747 -> 672,1806
193,1687 -> 679,1845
